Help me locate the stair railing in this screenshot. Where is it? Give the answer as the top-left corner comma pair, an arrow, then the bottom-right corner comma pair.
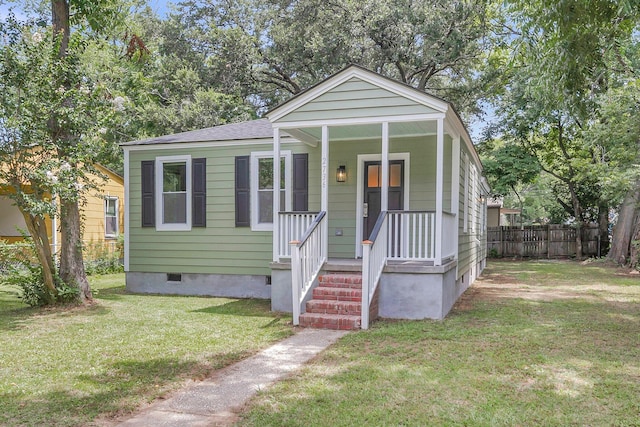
290,211 -> 327,326
361,211 -> 388,330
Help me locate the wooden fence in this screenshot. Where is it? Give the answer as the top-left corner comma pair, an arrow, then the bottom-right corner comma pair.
487,225 -> 603,258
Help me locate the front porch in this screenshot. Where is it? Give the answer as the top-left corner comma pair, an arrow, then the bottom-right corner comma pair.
264,66 -> 479,329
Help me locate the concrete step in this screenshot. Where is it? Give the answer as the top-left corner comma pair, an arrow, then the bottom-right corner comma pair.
299,313 -> 361,330
306,299 -> 362,316
312,286 -> 362,302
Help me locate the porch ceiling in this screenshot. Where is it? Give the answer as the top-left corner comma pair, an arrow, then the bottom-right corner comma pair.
284,120 -> 438,144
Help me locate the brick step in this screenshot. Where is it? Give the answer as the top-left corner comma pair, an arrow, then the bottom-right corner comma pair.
306,299 -> 362,316
312,286 -> 362,302
318,273 -> 362,288
299,313 -> 361,330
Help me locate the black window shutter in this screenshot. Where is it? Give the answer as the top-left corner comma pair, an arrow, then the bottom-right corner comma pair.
292,153 -> 308,211
192,158 -> 207,227
141,160 -> 155,227
235,155 -> 250,227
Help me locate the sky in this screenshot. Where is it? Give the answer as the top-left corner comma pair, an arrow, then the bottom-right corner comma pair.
0,1 -> 173,20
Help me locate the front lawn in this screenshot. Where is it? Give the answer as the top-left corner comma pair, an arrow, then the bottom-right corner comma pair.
238,260 -> 640,426
0,274 -> 292,426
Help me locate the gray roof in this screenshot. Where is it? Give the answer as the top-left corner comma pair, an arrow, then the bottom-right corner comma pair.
121,118 -> 275,146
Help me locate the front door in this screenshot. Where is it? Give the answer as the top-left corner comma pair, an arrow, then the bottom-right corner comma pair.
363,160 -> 404,240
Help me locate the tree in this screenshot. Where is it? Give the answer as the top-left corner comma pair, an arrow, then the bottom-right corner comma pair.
0,1 -> 131,303
487,0 -> 640,258
175,0 -> 500,116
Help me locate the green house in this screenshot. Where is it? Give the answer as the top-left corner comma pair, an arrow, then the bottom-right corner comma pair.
121,65 -> 489,329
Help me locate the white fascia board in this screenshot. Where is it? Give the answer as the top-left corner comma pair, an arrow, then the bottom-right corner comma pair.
121,137 -> 301,152
268,66 -> 449,122
272,113 -> 446,130
445,112 -> 483,173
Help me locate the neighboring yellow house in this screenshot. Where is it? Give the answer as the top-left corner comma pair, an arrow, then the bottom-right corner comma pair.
0,164 -> 124,256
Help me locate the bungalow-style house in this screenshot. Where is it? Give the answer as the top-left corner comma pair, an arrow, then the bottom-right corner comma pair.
121,65 -> 489,329
0,164 -> 125,254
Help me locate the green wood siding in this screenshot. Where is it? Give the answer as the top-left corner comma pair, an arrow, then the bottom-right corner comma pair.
128,142 -> 317,276
456,145 -> 484,279
276,77 -> 439,123
324,135 -> 448,258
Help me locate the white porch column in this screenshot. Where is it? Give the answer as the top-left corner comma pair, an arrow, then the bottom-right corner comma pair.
321,125 -> 329,258
435,118 -> 444,265
273,127 -> 281,262
452,136 -> 461,261
381,122 -> 389,212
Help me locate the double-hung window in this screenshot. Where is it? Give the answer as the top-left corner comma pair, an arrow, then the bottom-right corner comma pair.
104,197 -> 118,238
250,151 -> 291,231
155,155 -> 192,231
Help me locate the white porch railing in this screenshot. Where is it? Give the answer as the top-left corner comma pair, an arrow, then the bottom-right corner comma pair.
441,211 -> 457,260
361,211 -> 388,330
290,211 -> 327,326
277,212 -> 318,259
387,211 -> 436,260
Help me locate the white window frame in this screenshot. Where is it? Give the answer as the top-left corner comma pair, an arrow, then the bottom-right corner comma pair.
155,155 -> 192,231
250,150 -> 292,231
104,196 -> 119,238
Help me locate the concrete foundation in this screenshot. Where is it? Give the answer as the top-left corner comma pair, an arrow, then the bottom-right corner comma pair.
379,261 -> 459,320
125,272 -> 271,299
270,259 -> 480,320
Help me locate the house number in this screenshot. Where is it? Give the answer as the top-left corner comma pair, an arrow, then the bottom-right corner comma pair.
321,157 -> 327,189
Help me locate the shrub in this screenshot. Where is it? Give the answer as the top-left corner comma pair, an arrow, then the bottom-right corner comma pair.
83,238 -> 123,275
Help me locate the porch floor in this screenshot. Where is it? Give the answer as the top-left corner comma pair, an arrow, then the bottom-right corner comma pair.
271,257 -> 457,274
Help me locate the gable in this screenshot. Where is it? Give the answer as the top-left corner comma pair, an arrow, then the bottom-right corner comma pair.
275,76 -> 441,124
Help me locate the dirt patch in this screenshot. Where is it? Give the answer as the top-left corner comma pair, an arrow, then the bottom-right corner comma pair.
454,268 -> 633,312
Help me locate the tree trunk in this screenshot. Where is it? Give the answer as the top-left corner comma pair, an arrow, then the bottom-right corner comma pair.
51,0 -> 69,55
628,213 -> 640,268
568,181 -> 583,259
20,211 -> 57,302
608,184 -> 640,265
51,0 -> 92,303
598,202 -> 610,257
59,199 -> 92,302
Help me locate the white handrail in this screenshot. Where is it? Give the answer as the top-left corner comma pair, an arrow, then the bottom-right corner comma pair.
290,211 -> 327,326
277,212 -> 318,259
361,211 -> 388,330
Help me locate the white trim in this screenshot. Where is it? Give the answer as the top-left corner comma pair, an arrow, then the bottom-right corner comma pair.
272,129 -> 280,261
381,122 -> 389,212
272,113 -> 446,131
355,152 -> 410,258
435,118 -> 444,265
268,66 -> 449,122
155,155 -> 192,231
121,137 -> 300,152
452,136 -> 461,263
250,150 -> 292,232
463,152 -> 469,234
104,196 -> 119,238
123,149 -> 129,271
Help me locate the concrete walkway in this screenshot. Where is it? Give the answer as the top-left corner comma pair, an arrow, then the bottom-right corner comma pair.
118,329 -> 348,427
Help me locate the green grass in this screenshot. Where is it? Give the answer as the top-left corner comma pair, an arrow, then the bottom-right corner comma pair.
238,260 -> 640,426
0,274 -> 293,426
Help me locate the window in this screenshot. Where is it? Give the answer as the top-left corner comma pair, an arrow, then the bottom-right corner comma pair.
250,151 -> 291,231
141,157 -> 206,230
155,155 -> 192,231
104,197 -> 118,238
